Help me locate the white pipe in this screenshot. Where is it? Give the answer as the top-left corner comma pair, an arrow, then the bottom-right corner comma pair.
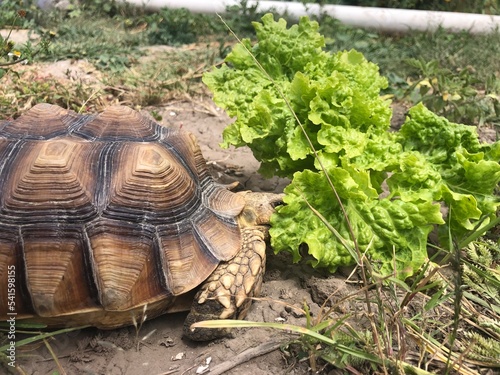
119,0 -> 500,34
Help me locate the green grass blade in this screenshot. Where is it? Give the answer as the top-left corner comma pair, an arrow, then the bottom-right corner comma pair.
193,319 -> 382,364
0,326 -> 90,352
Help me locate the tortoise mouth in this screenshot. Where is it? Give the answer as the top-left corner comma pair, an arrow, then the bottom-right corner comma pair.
270,195 -> 285,208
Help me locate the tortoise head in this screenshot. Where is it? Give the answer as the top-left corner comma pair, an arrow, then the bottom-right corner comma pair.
235,191 -> 284,228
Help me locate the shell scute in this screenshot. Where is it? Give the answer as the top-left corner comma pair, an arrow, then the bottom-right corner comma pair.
21,225 -> 98,317
85,219 -> 166,311
191,207 -> 241,261
74,105 -> 162,141
103,141 -> 199,223
155,204 -> 242,296
157,221 -> 220,296
1,137 -> 103,223
0,226 -> 33,317
0,103 -> 78,139
160,130 -> 211,185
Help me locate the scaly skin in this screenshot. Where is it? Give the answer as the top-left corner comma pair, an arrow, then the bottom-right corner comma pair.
183,192 -> 282,341
183,228 -> 266,340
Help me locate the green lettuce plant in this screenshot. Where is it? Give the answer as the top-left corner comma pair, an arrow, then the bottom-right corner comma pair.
203,14 -> 500,278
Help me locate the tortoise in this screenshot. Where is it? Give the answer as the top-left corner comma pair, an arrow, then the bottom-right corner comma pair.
0,103 -> 282,341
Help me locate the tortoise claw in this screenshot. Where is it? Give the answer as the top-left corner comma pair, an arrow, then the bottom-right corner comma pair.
183,228 -> 266,341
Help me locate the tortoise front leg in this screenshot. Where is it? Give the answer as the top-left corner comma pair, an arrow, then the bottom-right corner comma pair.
183,228 -> 266,341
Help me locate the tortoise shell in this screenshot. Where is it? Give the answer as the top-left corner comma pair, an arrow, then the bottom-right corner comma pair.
0,104 -> 246,327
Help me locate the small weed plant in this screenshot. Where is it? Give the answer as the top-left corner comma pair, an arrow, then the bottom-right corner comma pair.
0,8 -> 51,80
402,57 -> 500,127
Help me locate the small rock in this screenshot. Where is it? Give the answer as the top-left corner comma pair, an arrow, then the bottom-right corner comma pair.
196,364 -> 210,374
195,357 -> 212,374
159,336 -> 175,347
307,276 -> 354,309
285,304 -> 306,318
171,352 -> 185,361
279,288 -> 293,300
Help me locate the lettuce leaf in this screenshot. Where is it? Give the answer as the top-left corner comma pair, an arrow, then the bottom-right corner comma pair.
270,168 -> 444,277
396,104 -> 500,239
204,14 -> 500,278
203,13 -> 391,178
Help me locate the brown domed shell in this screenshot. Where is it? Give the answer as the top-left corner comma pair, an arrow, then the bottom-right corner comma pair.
0,104 -> 245,323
